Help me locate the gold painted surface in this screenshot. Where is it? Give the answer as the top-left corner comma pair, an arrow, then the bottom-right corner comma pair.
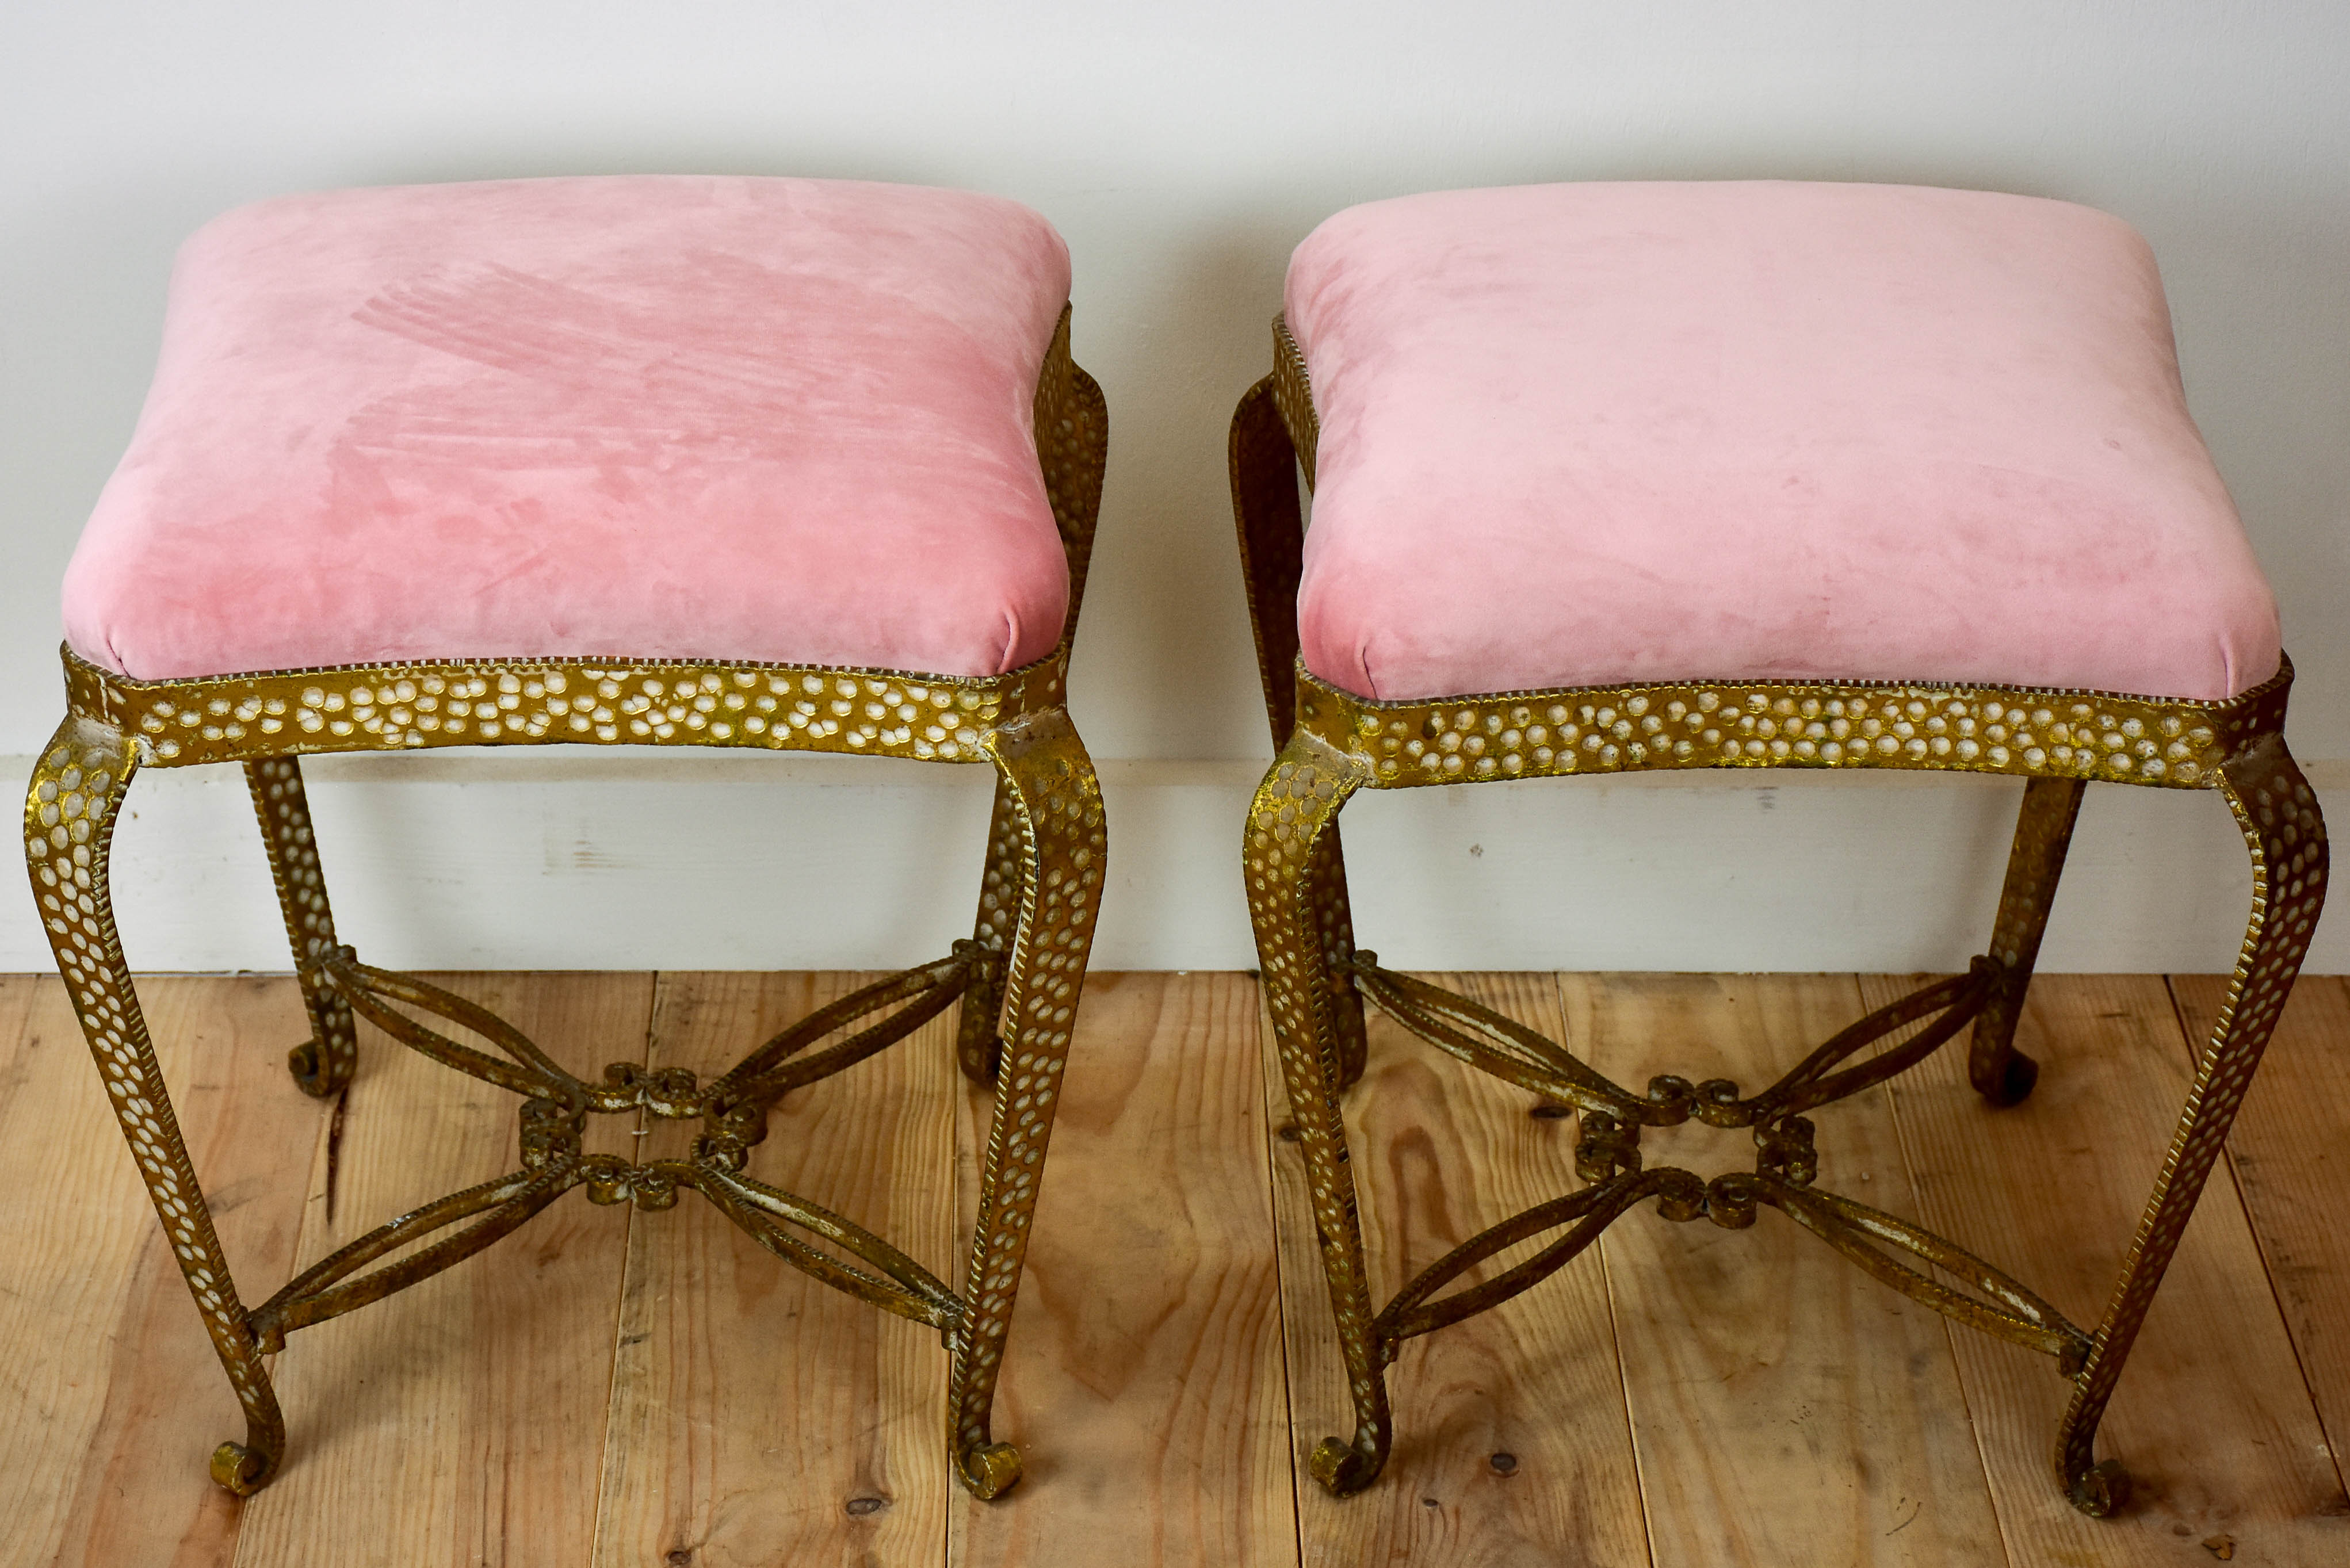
67,648 -> 1063,769
1240,715 -> 2330,1515
244,757 -> 357,1096
2054,733 -> 2329,1514
25,720 -> 284,1493
1240,735 -> 1385,1494
1271,316 -> 1317,489
232,954 -> 980,1353
1970,776 -> 2087,1103
945,709 -> 1109,1499
1289,663 -> 2287,790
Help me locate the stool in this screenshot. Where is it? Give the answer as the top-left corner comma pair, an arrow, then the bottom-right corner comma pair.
1229,180 -> 2326,1516
24,177 -> 1108,1500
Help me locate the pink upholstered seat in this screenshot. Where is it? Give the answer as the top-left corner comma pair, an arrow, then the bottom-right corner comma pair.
64,177 -> 1076,682
1286,181 -> 2280,704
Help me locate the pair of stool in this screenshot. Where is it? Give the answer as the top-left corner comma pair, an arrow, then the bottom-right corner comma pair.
26,175 -> 2324,1520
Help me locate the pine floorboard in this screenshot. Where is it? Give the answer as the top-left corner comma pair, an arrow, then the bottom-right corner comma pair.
3,970 -> 2345,1568
1264,972 -> 1650,1568
949,970 -> 1295,1568
231,973 -> 655,1568
2169,972 -> 2350,1506
591,972 -> 958,1568
1859,974 -> 2350,1566
0,977 -> 319,1568
1561,974 -> 2007,1567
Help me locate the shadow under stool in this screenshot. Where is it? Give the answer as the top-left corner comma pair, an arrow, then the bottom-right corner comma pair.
1229,179 -> 2326,1517
25,175 -> 1108,1500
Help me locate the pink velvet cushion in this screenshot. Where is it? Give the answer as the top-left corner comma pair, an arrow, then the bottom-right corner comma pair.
64,177 -> 1075,681
1286,181 -> 2280,704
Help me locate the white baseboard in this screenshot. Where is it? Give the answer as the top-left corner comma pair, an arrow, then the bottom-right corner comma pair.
7,751 -> 2344,975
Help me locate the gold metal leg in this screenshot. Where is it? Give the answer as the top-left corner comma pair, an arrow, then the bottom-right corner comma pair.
2054,734 -> 2326,1514
1231,374 -> 1368,1087
25,718 -> 287,1493
1302,833 -> 1369,1089
1244,729 -> 1388,1493
945,709 -> 1107,1498
1970,776 -> 2088,1106
946,305 -> 1107,1093
244,756 -> 359,1096
954,779 -> 1023,1083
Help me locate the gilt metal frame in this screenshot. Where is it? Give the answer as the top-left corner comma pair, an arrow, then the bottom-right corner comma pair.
24,309 -> 1108,1502
1232,316 -> 2328,1517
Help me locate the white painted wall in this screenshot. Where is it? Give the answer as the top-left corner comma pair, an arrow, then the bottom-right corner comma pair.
5,3 -> 2347,973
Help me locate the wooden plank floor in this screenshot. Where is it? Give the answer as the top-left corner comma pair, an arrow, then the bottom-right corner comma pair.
3,970 -> 2347,1567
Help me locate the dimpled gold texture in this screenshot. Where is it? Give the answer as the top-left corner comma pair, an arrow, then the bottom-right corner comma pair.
1233,315 -> 2327,1517
27,308 -> 1108,1502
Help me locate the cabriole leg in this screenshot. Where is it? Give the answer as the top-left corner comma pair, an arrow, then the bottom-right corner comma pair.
954,778 -> 1023,1083
26,717 -> 287,1493
1970,775 -> 2087,1106
2054,735 -> 2326,1515
946,710 -> 1106,1498
1230,375 -> 1368,1087
244,756 -> 358,1096
1244,729 -> 1389,1493
1303,833 -> 1369,1088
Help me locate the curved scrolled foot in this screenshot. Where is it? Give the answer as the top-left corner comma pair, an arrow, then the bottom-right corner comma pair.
210,1439 -> 280,1496
286,1038 -> 338,1097
958,1441 -> 1024,1500
960,1035 -> 1006,1085
1308,1431 -> 1389,1496
2066,1457 -> 2133,1518
1980,1049 -> 2039,1108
